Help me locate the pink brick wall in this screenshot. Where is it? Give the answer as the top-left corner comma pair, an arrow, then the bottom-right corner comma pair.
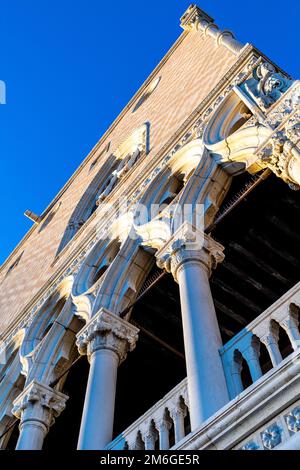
0,30 -> 238,334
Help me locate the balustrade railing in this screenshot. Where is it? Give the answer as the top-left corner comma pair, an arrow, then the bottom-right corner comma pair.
220,281 -> 300,399
106,378 -> 190,450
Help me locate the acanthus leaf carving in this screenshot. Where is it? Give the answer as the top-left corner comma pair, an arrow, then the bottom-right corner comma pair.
76,308 -> 139,363
12,380 -> 68,429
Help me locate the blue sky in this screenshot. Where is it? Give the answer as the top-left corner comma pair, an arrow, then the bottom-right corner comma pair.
0,0 -> 299,264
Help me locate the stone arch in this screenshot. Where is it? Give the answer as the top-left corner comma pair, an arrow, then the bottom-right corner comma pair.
203,89 -> 272,174
136,140 -> 204,226
0,330 -> 26,449
20,276 -> 74,379
72,238 -> 122,298
56,123 -> 150,257
91,235 -> 154,317
56,153 -> 118,256
24,300 -> 85,387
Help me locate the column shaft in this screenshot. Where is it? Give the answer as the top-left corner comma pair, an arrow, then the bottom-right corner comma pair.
77,349 -> 118,450
16,420 -> 47,450
177,260 -> 229,429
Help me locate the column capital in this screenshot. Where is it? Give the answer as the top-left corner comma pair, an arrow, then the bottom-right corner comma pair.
156,222 -> 224,281
12,380 -> 68,429
76,308 -> 139,363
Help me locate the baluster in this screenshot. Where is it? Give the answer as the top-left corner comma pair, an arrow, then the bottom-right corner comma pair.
260,326 -> 282,367
169,400 -> 187,444
231,350 -> 244,395
241,336 -> 263,382
141,422 -> 158,450
127,431 -> 144,450
279,311 -> 300,351
154,414 -> 172,450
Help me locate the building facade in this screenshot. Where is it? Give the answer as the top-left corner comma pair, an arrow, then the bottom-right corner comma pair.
1,4 -> 300,451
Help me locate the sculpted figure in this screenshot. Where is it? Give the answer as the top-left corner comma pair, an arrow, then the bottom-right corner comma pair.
244,62 -> 292,109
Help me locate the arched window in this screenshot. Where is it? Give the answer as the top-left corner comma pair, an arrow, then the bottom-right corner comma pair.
72,239 -> 121,296
56,124 -> 149,257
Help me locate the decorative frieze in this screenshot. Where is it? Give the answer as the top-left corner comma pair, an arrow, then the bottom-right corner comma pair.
261,424 -> 282,450
286,406 -> 300,433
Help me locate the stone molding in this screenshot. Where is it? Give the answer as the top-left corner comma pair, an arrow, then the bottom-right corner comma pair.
12,380 -> 68,429
180,4 -> 243,55
76,308 -> 139,363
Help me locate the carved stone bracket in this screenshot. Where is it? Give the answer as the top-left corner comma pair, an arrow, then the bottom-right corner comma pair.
12,380 -> 68,430
76,308 -> 139,364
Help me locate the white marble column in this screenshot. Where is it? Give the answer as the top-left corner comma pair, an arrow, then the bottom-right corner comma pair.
12,380 -> 68,450
76,308 -> 139,450
157,222 -> 229,430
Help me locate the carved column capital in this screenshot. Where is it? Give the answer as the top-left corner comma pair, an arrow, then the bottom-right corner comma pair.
156,222 -> 224,281
259,131 -> 300,190
153,413 -> 172,433
12,380 -> 68,430
76,308 -> 139,363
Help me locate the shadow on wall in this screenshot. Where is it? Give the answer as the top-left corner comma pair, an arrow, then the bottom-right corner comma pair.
55,153 -> 118,257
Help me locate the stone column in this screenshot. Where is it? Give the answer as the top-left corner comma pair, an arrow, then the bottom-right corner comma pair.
279,312 -> 300,351
12,380 -> 68,450
169,400 -> 187,444
260,331 -> 282,367
157,222 -> 229,430
154,413 -> 172,450
76,308 -> 139,450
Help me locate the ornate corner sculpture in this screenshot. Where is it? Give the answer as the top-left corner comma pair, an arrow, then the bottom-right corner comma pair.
12,380 -> 68,429
76,308 -> 139,364
242,62 -> 293,111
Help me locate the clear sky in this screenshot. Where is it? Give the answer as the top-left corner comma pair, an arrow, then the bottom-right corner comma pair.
0,0 -> 299,265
